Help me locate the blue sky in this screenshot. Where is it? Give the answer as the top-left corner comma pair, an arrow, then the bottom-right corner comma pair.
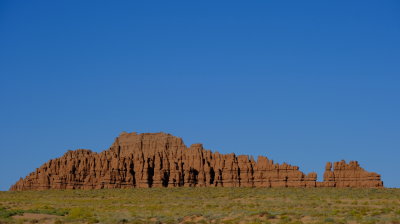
0,1 -> 399,190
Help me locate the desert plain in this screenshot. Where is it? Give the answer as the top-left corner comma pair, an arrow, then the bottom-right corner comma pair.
1,188 -> 400,224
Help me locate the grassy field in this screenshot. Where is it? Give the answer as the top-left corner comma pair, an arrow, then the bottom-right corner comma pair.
0,188 -> 399,224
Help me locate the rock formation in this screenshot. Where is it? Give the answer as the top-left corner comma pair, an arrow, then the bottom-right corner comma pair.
319,161 -> 383,188
10,132 -> 383,191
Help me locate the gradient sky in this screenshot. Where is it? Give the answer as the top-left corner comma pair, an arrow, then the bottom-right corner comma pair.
1,1 -> 399,190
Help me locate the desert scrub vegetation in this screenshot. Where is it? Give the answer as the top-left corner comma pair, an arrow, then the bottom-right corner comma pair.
0,188 -> 399,223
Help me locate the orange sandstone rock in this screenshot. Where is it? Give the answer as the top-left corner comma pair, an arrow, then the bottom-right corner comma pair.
9,132 -> 383,191
321,160 -> 383,188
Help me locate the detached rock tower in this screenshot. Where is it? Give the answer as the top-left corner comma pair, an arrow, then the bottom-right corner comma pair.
10,132 -> 383,190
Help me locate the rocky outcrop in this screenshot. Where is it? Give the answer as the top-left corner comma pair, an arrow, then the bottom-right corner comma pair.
319,161 -> 383,188
10,132 -> 384,190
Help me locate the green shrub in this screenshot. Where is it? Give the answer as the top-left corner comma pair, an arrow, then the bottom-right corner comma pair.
67,207 -> 94,220
0,207 -> 24,218
26,206 -> 68,216
257,211 -> 276,219
324,217 -> 335,223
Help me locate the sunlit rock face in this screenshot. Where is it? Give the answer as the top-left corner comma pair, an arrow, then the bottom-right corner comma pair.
320,161 -> 383,188
10,132 -> 383,191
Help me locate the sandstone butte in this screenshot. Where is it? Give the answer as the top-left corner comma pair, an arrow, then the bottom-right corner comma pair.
10,132 -> 384,191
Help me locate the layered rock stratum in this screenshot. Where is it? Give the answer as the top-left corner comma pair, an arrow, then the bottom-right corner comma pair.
10,132 -> 383,190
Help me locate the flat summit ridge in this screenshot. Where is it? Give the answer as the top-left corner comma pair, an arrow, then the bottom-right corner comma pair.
10,132 -> 383,190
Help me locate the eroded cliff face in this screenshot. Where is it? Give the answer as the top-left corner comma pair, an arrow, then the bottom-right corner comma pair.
320,161 -> 383,188
10,132 -> 383,191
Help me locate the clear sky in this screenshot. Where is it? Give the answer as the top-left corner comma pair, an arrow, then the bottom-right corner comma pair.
1,1 -> 399,190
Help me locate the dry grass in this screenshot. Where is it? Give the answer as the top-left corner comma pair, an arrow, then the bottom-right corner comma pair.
0,188 -> 399,223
